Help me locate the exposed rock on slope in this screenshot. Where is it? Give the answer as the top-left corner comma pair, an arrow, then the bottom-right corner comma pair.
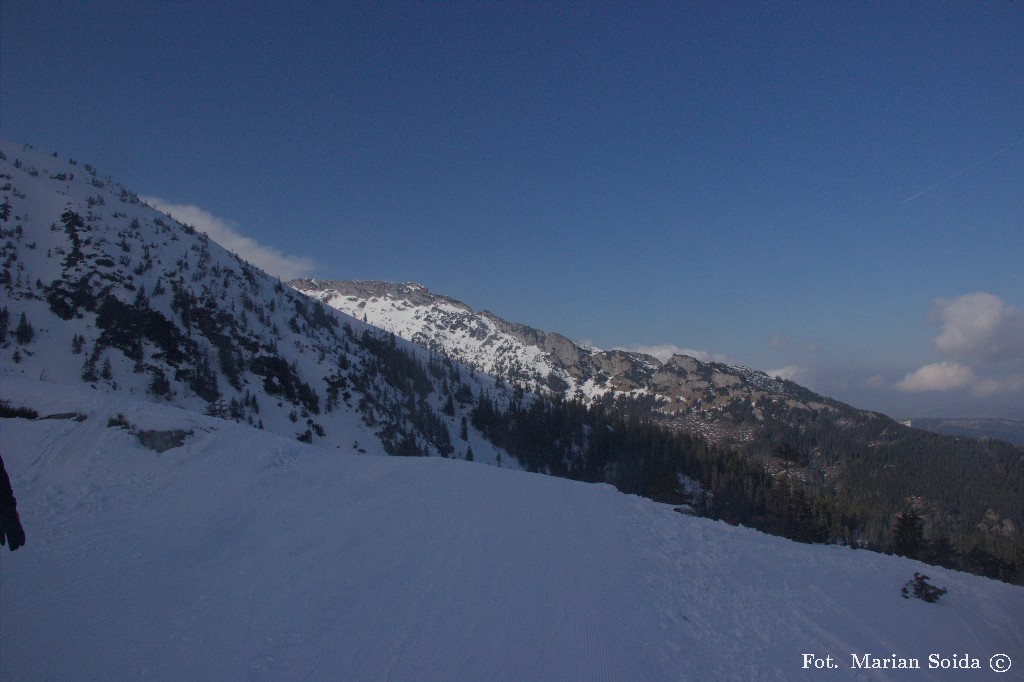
292,278 -> 869,445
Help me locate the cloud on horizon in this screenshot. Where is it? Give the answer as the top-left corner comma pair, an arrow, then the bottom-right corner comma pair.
615,344 -> 728,364
142,197 -> 316,280
897,293 -> 1024,400
896,361 -> 975,393
765,365 -> 813,385
930,292 -> 1024,362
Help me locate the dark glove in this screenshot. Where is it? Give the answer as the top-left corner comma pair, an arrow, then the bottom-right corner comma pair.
0,511 -> 25,551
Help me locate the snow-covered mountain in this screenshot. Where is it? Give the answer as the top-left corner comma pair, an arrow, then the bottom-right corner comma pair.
0,140 -> 511,464
4,376 -> 1022,680
2,138 -> 1020,588
289,283 -> 1024,581
292,278 -> 859,444
1,141 -> 1022,677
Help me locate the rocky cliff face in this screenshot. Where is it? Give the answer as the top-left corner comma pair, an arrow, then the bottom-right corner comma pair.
292,279 -> 872,445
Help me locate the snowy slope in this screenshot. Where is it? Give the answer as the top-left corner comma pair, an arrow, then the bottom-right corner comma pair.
295,280 -> 599,393
292,279 -> 856,445
2,377 -> 1022,681
0,140 -> 513,464
293,280 -> 659,402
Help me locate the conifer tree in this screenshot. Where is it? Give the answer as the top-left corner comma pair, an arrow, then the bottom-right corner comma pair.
14,312 -> 34,344
892,510 -> 925,559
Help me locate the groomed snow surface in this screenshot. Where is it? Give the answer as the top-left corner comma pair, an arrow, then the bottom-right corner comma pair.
2,378 -> 1022,681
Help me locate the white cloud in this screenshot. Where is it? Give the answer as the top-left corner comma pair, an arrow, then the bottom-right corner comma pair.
894,293 -> 1024,406
766,365 -> 811,384
930,292 -> 1024,362
615,344 -> 728,364
142,196 -> 316,280
896,361 -> 975,393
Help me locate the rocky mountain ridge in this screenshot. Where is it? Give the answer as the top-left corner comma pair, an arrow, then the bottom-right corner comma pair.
292,278 -> 871,445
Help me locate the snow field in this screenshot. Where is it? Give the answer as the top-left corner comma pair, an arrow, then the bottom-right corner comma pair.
1,378 -> 1022,680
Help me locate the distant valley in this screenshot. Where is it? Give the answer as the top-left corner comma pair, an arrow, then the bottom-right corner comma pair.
907,418 -> 1024,447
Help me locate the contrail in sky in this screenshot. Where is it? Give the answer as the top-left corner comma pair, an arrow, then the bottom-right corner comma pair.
903,139 -> 1023,203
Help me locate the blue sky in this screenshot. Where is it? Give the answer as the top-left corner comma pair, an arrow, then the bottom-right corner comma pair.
3,1 -> 1022,418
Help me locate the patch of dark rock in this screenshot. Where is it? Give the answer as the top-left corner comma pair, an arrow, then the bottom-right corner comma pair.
135,429 -> 192,453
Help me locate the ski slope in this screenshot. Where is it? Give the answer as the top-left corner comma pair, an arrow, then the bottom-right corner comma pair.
1,377 -> 1022,680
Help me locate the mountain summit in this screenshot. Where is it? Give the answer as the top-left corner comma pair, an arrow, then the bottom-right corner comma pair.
293,278 -> 864,443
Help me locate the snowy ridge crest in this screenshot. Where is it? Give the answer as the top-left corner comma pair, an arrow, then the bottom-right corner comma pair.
292,279 -> 858,444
